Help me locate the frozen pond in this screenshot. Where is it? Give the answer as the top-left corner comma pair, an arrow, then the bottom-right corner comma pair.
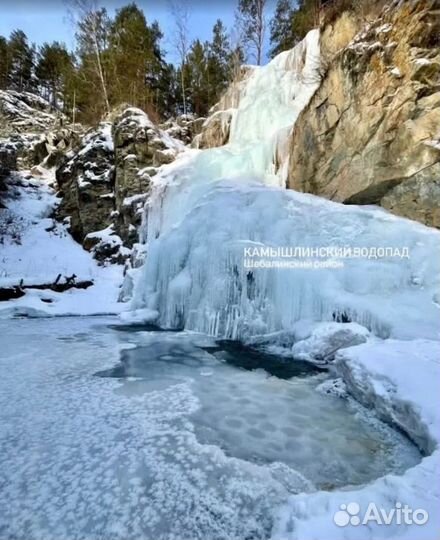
0,317 -> 421,540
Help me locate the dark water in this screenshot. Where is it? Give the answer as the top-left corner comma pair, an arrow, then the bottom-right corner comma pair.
97,328 -> 421,490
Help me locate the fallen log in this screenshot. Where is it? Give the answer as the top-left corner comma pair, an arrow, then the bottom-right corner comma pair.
0,278 -> 94,302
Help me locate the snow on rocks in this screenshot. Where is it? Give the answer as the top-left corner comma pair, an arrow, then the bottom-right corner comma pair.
291,322 -> 370,364
56,122 -> 116,245
0,89 -> 62,135
84,224 -> 131,264
53,106 -> 185,264
130,28 -> 440,343
335,339 -> 440,452
315,377 -> 348,398
161,113 -> 205,146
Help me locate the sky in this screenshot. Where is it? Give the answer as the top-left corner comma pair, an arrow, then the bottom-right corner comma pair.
0,0 -> 276,64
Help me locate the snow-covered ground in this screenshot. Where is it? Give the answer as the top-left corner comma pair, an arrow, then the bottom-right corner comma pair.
0,169 -> 124,317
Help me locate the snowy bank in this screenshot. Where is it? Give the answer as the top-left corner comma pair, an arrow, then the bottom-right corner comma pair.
0,169 -> 124,317
272,339 -> 440,540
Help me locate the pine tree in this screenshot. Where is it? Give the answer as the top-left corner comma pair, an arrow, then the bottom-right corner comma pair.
0,36 -> 9,89
8,30 -> 35,92
290,0 -> 320,43
153,62 -> 179,119
186,39 -> 209,116
269,0 -> 297,58
269,0 -> 320,58
108,3 -> 165,116
207,20 -> 231,104
35,42 -> 74,108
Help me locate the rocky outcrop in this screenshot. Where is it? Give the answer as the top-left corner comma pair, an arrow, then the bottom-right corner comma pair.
161,114 -> 205,146
56,123 -> 115,244
287,0 -> 440,227
196,110 -> 233,149
0,90 -> 78,170
0,90 -> 63,136
111,107 -> 183,248
56,107 -> 183,262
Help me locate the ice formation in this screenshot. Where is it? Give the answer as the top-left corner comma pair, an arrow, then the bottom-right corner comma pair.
130,28 -> 440,342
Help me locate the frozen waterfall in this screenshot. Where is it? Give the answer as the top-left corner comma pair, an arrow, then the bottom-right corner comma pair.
130,29 -> 440,342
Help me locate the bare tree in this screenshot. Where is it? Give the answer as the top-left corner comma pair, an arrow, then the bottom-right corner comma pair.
68,0 -> 110,114
229,24 -> 246,81
169,0 -> 190,115
236,0 -> 267,65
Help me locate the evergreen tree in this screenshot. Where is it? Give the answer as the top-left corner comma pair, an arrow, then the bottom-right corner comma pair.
152,62 -> 179,119
8,30 -> 35,91
290,0 -> 320,43
207,20 -> 231,104
0,36 -> 9,89
108,3 -> 165,115
35,42 -> 74,108
269,0 -> 297,58
186,39 -> 209,116
270,0 -> 321,57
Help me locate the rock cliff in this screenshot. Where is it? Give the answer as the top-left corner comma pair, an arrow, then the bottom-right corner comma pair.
0,90 -> 77,170
287,0 -> 440,227
191,1 -> 439,228
56,107 -> 184,262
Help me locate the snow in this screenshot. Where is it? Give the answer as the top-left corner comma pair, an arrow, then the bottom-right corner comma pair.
76,122 -> 114,158
414,58 -> 433,67
273,339 -> 440,540
116,107 -> 185,154
0,169 -> 125,317
0,25 -> 438,540
0,89 -> 59,133
336,339 -> 440,451
291,322 -> 370,364
124,29 -> 440,540
375,23 -> 392,34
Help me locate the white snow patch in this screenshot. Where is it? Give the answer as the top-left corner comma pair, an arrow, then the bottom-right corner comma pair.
0,169 -> 125,317
291,322 -> 370,364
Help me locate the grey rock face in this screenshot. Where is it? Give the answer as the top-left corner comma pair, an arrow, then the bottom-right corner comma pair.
287,1 -> 440,227
56,123 -> 115,243
0,90 -> 65,142
55,107 -> 183,262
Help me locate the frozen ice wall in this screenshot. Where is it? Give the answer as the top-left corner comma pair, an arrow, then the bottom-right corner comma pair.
131,30 -> 440,342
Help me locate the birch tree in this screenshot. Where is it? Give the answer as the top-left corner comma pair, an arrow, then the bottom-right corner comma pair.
236,0 -> 267,65
169,0 -> 190,115
69,0 -> 111,114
